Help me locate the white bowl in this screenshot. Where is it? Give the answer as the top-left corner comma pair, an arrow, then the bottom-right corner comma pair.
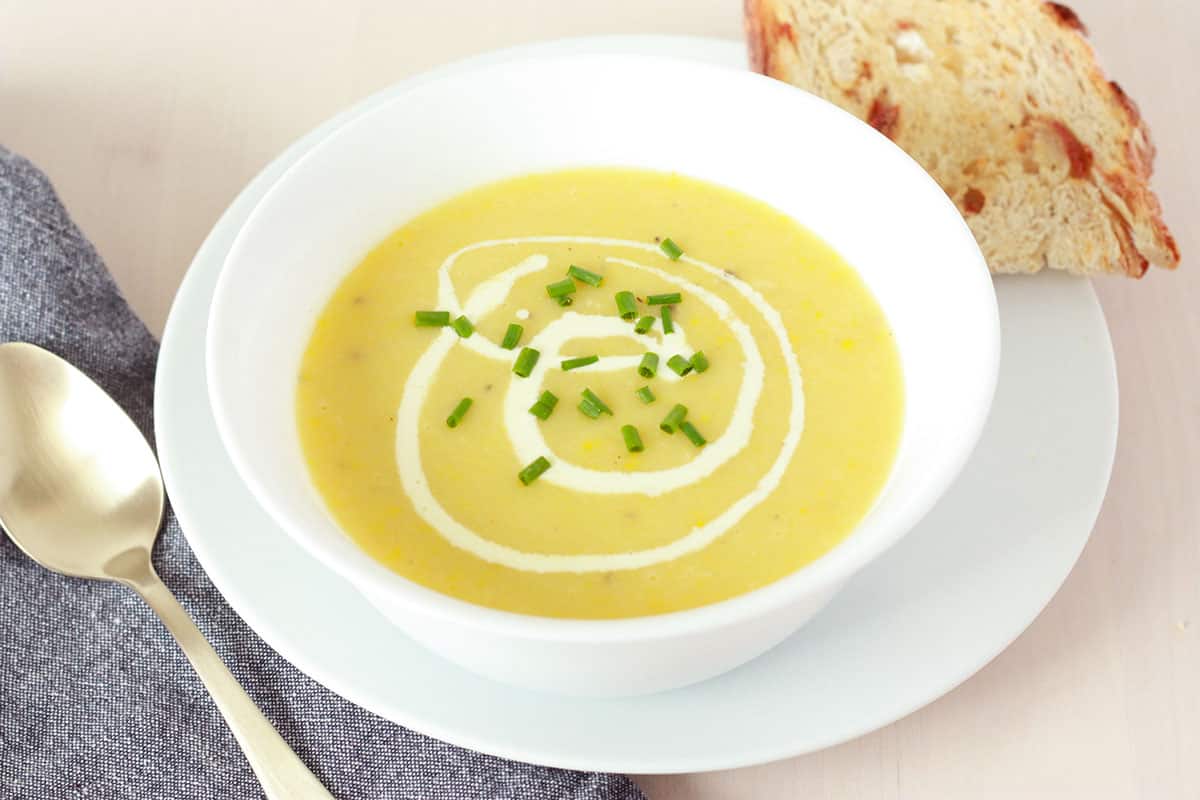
206,53 -> 999,697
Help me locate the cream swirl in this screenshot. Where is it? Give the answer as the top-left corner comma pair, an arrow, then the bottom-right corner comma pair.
396,236 -> 804,573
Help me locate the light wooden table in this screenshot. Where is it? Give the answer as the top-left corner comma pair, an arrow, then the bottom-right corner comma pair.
3,1 -> 1196,797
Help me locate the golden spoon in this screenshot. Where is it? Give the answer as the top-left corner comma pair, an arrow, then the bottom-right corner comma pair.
0,342 -> 335,799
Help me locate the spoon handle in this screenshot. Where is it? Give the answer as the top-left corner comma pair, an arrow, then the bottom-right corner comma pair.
125,566 -> 337,799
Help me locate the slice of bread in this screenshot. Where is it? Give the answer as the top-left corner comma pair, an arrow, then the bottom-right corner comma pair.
745,0 -> 1179,277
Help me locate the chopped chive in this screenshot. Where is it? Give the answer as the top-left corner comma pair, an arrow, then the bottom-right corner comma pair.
647,292 -> 682,306
667,354 -> 693,376
660,403 -> 688,434
446,397 -> 473,428
579,399 -> 604,419
512,347 -> 540,378
615,291 -> 638,320
581,388 -> 612,415
690,351 -> 710,373
546,278 -> 577,299
501,323 -> 524,350
451,315 -> 474,338
661,306 -> 675,334
415,310 -> 450,327
621,425 -> 645,453
528,390 -> 559,420
518,456 -> 552,486
660,238 -> 684,260
638,352 -> 659,378
635,385 -> 656,404
634,315 -> 656,335
568,265 -> 604,287
555,295 -> 574,307
561,355 -> 599,372
680,421 -> 707,447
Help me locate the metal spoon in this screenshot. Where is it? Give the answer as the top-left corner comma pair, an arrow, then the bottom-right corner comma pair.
0,342 -> 335,799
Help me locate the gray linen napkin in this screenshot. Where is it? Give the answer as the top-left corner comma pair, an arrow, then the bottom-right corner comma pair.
0,146 -> 647,800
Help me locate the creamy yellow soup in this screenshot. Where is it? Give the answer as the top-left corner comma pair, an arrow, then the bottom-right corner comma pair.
297,168 -> 903,619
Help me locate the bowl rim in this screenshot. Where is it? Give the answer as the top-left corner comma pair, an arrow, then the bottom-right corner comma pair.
206,51 -> 1000,644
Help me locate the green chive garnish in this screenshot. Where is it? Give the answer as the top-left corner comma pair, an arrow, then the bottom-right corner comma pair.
579,399 -> 604,419
501,323 -> 524,350
451,315 -> 474,338
446,397 -> 473,428
634,315 -> 656,335
615,291 -> 638,320
660,403 -> 688,434
512,347 -> 540,378
568,265 -> 604,287
661,306 -> 675,334
660,238 -> 683,260
690,351 -> 710,373
546,278 -> 576,299
667,354 -> 693,376
518,456 -> 551,486
621,425 -> 645,453
581,388 -> 612,416
529,390 -> 559,420
638,352 -> 659,378
680,421 -> 706,447
415,310 -> 450,327
561,355 -> 599,372
635,386 -> 656,404
647,292 -> 682,306
555,295 -> 574,307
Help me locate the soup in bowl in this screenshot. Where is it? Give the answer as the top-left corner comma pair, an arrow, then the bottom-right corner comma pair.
298,167 -> 903,618
208,54 -> 998,695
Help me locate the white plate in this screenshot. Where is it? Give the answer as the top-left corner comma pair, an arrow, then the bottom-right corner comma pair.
155,35 -> 1118,774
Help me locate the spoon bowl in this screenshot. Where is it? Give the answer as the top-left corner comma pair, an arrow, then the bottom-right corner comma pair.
0,342 -> 163,580
0,342 -> 335,799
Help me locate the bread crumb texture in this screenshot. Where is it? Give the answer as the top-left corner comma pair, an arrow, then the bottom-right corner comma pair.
745,0 -> 1179,277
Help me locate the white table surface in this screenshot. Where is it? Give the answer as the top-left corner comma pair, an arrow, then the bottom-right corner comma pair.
2,1 -> 1196,797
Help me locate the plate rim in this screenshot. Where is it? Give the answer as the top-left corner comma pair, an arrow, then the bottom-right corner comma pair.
154,34 -> 1119,774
